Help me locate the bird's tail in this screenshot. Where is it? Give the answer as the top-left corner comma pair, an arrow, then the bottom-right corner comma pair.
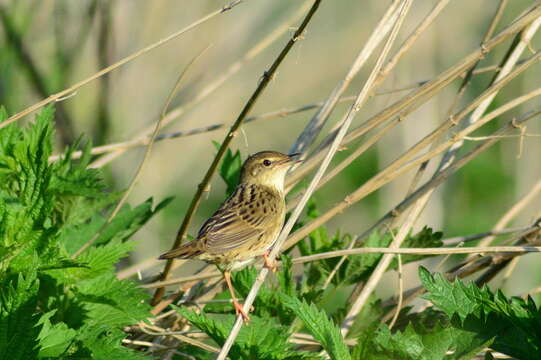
158,242 -> 203,260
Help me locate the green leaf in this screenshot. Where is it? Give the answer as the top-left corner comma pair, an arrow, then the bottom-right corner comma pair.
418,266 -> 482,322
175,307 -> 314,359
361,322 -> 488,360
59,196 -> 173,254
77,273 -> 151,327
0,107 -> 170,359
419,266 -> 541,359
280,294 -> 351,360
36,310 -> 77,358
0,272 -> 40,360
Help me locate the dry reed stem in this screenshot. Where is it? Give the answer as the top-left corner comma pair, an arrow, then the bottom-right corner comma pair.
130,224 -> 538,286
141,244 -> 541,290
395,0 -> 508,212
216,2 -> 412,357
344,7 -> 541,330
1,1 -> 241,130
286,4 -> 541,187
151,0 -> 324,306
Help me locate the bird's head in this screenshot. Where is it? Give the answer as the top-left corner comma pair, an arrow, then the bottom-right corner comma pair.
240,151 -> 301,191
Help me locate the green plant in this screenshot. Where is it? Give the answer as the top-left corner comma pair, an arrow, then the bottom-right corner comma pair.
0,107 -> 171,359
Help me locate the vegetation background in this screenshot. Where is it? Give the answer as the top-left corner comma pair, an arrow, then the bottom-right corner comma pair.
2,0 -> 541,359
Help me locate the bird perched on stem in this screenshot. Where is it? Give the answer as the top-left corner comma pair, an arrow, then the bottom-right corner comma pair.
159,151 -> 301,322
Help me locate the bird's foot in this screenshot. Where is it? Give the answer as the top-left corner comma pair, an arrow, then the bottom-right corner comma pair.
232,300 -> 250,323
263,251 -> 277,273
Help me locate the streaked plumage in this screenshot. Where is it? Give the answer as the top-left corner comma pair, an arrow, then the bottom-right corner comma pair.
159,151 -> 300,321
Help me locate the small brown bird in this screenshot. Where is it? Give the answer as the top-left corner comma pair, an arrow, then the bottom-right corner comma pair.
159,151 -> 300,321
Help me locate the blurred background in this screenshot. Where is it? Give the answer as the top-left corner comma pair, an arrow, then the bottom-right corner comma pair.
1,0 -> 540,297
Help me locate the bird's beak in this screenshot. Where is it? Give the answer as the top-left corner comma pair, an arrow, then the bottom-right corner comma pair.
287,152 -> 303,164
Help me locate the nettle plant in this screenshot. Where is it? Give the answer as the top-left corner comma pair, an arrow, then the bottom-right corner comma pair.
1,108 -> 540,359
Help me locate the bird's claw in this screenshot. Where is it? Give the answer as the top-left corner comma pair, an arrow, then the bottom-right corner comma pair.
263,252 -> 277,273
233,300 -> 250,323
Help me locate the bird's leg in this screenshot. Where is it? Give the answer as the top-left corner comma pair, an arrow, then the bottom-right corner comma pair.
263,250 -> 277,272
223,271 -> 250,323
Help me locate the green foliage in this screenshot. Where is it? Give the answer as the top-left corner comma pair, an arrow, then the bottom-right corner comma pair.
175,307 -> 316,360
280,294 -> 351,360
420,266 -> 541,359
0,107 -> 170,358
0,271 -> 41,359
358,322 -> 487,360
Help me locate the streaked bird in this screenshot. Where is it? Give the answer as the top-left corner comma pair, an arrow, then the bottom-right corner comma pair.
159,151 -> 300,321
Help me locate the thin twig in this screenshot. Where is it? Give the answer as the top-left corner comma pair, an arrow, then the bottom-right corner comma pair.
443,225 -> 538,246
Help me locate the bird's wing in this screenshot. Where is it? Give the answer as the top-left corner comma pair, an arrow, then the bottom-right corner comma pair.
198,184 -> 282,253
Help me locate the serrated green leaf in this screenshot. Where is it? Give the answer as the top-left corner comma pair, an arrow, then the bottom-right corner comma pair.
0,106 -> 170,359
77,273 -> 150,327
175,307 -> 315,359
362,322 -> 488,360
280,294 -> 351,360
36,310 -> 77,358
0,272 -> 40,360
419,266 -> 541,359
59,197 -> 173,255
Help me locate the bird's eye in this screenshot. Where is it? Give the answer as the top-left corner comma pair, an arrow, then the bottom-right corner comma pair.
263,159 -> 272,167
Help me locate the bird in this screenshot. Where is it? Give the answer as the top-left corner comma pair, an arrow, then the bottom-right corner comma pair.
159,151 -> 301,321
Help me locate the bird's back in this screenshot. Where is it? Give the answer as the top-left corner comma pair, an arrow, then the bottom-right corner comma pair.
196,182 -> 285,267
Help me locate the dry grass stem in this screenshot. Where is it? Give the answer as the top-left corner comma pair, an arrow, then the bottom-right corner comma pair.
286,5 -> 541,188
